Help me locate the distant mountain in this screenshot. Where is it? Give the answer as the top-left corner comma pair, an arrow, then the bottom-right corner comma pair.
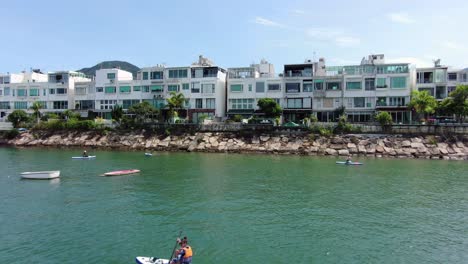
77,61 -> 140,78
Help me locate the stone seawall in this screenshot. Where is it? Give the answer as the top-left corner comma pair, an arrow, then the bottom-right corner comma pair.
2,131 -> 468,160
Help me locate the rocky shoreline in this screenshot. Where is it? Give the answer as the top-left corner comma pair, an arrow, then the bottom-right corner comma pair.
1,130 -> 468,160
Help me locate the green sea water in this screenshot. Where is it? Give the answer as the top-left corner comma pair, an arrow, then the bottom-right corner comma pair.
0,147 -> 467,263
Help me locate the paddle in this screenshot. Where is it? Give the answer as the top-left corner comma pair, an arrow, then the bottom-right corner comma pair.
167,230 -> 183,264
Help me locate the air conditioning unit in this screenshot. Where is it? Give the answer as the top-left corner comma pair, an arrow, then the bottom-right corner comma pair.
110,79 -> 115,83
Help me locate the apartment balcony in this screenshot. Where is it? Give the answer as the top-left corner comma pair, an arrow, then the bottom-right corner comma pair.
417,79 -> 433,84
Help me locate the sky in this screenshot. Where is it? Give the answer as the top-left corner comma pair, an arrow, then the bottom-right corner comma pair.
0,0 -> 467,74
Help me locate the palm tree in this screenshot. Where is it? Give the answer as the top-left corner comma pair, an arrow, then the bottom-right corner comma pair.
30,101 -> 42,124
408,91 -> 437,123
166,92 -> 186,123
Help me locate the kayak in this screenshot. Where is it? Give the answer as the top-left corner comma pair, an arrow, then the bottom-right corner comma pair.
135,256 -> 169,264
145,153 -> 153,156
336,161 -> 363,165
103,169 -> 140,176
72,156 -> 96,159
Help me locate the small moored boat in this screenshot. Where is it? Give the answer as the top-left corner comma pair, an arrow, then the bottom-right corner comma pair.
103,169 -> 140,176
21,171 -> 61,179
145,153 -> 153,156
336,161 -> 363,165
135,256 -> 169,264
72,156 -> 96,159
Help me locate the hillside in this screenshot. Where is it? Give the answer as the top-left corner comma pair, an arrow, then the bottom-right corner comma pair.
77,61 -> 140,78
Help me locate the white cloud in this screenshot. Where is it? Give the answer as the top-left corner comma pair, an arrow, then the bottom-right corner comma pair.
305,28 -> 360,47
387,12 -> 415,24
253,17 -> 285,28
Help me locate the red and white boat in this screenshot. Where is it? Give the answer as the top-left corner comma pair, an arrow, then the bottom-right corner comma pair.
103,169 -> 140,176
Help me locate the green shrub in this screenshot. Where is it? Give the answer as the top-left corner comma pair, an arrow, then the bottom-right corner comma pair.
319,127 -> 333,137
5,129 -> 19,139
232,115 -> 243,122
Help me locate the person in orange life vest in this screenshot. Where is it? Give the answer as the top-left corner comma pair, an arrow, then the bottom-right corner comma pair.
171,237 -> 193,264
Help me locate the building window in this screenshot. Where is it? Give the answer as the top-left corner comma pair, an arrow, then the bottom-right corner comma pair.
229,99 -> 254,109
0,102 -> 10,109
107,73 -> 116,79
346,81 -> 362,90
57,88 -> 67,94
29,88 -> 39,96
100,100 -> 118,110
133,86 -> 141,92
448,73 -> 457,81
435,69 -> 446,83
168,69 -> 188,78
376,78 -> 387,88
0,89 -> 2,96
390,77 -> 406,89
182,83 -> 189,90
143,86 -> 150,93
436,86 -> 446,99
389,97 -> 406,106
206,98 -> 215,109
376,97 -> 387,106
43,89 -> 46,96
202,84 -> 215,93
267,83 -> 281,91
191,82 -> 200,93
96,87 -> 103,92
354,97 -> 365,108
53,101 -> 68,109
256,82 -> 265,93
105,86 -> 116,93
142,72 -> 149,80
168,85 -> 179,92
75,87 -> 87,95
14,101 -> 28,109
150,71 -> 163,79
76,100 -> 94,110
4,87 -> 10,96
447,86 -> 456,95
122,100 -> 140,109
314,80 -> 324,90
303,81 -> 313,92
365,78 -> 375,91
119,86 -> 131,93
286,98 -> 303,108
195,98 -> 203,108
326,82 -> 341,90
286,83 -> 300,93
150,85 -> 163,92
230,84 -> 243,92
17,89 -> 27,97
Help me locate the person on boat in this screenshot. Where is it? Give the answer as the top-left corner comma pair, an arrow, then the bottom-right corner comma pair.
171,237 -> 193,264
82,150 -> 88,157
345,155 -> 352,164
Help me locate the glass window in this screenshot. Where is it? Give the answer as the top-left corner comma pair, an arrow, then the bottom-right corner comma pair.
182,83 -> 189,90
314,80 -> 323,90
390,77 -> 406,89
365,78 -> 375,91
0,102 -> 10,109
150,71 -> 163,79
4,87 -> 10,96
202,84 -> 215,93
168,85 -> 179,92
122,99 -> 140,109
376,97 -> 387,106
49,89 -> 56,94
286,83 -> 300,93
119,86 -> 131,93
53,101 -> 68,109
303,81 -> 313,92
230,84 -> 243,92
107,73 -> 116,79
229,99 -> 254,109
14,101 -> 28,109
256,82 -> 265,93
150,85 -> 163,92
326,82 -> 341,90
435,69 -> 446,83
143,86 -> 150,93
354,97 -> 365,108
105,86 -> 116,93
142,72 -> 149,80
29,88 -> 39,96
56,88 -> 67,94
195,98 -> 203,108
286,98 -> 303,108
389,97 -> 406,106
133,86 -> 141,91
376,78 -> 387,88
267,84 -> 281,91
206,98 -> 215,109
17,89 -> 27,97
168,69 -> 188,78
248,84 -> 252,92
0,89 -> 2,96
447,73 -> 457,81
346,81 -> 362,90
191,82 -> 200,93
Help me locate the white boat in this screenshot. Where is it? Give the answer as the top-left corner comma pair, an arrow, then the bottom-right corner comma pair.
336,161 -> 363,165
103,169 -> 140,176
136,257 -> 169,264
72,156 -> 96,159
145,153 -> 153,156
21,171 -> 60,179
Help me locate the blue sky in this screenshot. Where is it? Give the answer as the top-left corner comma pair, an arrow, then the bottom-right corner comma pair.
0,0 -> 467,74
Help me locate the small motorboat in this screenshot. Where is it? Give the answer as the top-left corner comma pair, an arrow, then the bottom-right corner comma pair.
72,156 -> 96,159
103,169 -> 140,176
144,153 -> 153,156
336,161 -> 363,165
21,171 -> 60,179
136,257 -> 169,264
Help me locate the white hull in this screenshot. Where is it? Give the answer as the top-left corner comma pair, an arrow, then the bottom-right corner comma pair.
136,256 -> 169,264
21,171 -> 60,179
72,156 -> 96,159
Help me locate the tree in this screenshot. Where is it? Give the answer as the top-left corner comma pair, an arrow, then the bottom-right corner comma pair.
257,98 -> 282,118
440,85 -> 468,123
127,101 -> 159,123
166,92 -> 186,123
111,105 -> 123,123
30,101 -> 42,124
62,110 -> 81,120
375,111 -> 393,131
408,90 -> 437,122
7,110 -> 30,128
